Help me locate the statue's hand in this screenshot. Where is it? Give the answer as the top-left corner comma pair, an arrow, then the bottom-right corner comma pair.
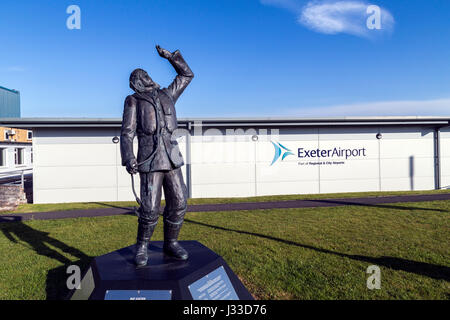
126,158 -> 138,175
156,45 -> 173,60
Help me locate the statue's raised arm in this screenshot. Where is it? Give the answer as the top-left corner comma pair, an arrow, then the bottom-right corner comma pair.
156,45 -> 194,104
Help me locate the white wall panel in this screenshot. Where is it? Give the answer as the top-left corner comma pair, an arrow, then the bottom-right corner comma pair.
318,128 -> 381,193
35,166 -> 117,189
380,140 -> 434,159
190,131 -> 257,198
320,179 -> 380,194
381,177 -> 435,192
33,128 -> 120,204
440,127 -> 450,158
256,161 -> 319,183
441,165 -> 450,188
380,158 -> 434,179
440,127 -> 450,188
378,126 -> 435,191
257,181 -> 320,196
33,127 -> 189,204
191,140 -> 255,164
320,159 -> 380,180
37,144 -> 116,167
192,183 -> 254,198
191,163 -> 255,185
36,187 -> 118,204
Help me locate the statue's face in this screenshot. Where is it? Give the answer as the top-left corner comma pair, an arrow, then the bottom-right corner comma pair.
133,70 -> 160,93
140,72 -> 156,89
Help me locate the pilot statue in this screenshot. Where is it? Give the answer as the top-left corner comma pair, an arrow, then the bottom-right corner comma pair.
120,45 -> 194,267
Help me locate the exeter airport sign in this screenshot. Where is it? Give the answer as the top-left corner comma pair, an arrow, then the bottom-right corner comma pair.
271,141 -> 368,166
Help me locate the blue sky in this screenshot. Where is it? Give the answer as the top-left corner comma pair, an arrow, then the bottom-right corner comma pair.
0,0 -> 449,118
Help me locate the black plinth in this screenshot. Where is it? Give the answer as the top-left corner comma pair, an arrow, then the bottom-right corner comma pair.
68,241 -> 253,300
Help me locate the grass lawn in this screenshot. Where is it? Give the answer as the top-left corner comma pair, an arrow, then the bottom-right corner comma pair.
3,189 -> 450,214
0,199 -> 448,300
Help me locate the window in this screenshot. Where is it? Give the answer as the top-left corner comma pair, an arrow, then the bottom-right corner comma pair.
3,129 -> 15,141
0,148 -> 5,167
15,148 -> 24,165
27,131 -> 33,140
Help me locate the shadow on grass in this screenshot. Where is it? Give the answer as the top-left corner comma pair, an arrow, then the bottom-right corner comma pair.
185,219 -> 450,282
45,259 -> 93,300
0,217 -> 93,300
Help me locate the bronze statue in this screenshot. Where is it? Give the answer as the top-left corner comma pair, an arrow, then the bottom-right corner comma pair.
120,45 -> 194,267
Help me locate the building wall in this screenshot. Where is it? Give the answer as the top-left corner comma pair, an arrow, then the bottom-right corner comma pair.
440,126 -> 450,189
33,128 -> 187,204
32,125 -> 444,204
189,125 -> 437,198
379,126 -> 435,191
190,127 -> 259,198
0,87 -> 20,118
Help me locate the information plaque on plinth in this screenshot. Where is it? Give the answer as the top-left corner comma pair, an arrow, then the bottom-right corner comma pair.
67,241 -> 253,300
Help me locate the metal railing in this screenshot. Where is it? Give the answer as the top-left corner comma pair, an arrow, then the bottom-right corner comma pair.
0,168 -> 33,188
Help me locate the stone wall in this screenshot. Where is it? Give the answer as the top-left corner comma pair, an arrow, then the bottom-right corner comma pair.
0,185 -> 27,212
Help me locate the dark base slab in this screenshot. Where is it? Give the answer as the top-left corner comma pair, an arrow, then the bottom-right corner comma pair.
67,241 -> 253,300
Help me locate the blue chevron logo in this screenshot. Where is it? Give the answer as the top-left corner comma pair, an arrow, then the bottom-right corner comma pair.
270,141 -> 294,166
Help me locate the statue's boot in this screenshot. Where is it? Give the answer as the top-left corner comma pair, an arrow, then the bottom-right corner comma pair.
135,220 -> 156,267
163,222 -> 189,261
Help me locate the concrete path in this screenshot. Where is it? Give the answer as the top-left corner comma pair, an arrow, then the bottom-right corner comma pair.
0,193 -> 449,223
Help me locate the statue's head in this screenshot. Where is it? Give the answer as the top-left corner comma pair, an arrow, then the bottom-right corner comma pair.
129,68 -> 160,93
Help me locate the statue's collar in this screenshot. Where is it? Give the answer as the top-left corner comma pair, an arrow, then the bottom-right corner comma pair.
134,89 -> 158,103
